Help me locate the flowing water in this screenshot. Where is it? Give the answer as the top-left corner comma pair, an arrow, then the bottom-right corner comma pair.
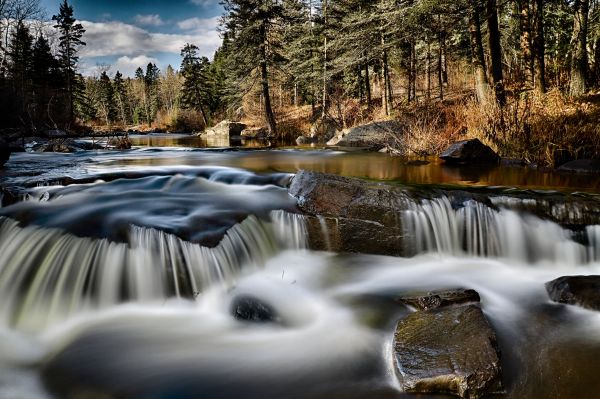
1,142 -> 600,398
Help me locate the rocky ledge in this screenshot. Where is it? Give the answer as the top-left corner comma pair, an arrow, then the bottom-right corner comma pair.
393,289 -> 503,399
545,275 -> 600,311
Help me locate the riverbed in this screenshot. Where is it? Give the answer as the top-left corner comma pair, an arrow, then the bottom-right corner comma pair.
1,141 -> 600,398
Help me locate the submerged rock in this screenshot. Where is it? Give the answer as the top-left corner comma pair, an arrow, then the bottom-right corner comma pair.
440,139 -> 500,164
557,159 -> 600,174
545,275 -> 600,311
327,120 -> 402,149
393,305 -> 503,398
231,295 -> 279,323
0,138 -> 10,168
204,121 -> 247,138
397,288 -> 481,311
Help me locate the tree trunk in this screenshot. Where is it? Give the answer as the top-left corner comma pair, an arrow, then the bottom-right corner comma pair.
469,3 -> 489,103
438,28 -> 444,101
365,59 -> 371,106
322,0 -> 328,118
382,35 -> 390,115
518,0 -> 534,87
532,0 -> 546,94
426,38 -> 432,100
486,0 -> 506,105
260,23 -> 277,136
569,0 -> 589,96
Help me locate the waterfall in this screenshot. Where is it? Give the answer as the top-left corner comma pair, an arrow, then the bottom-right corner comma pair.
402,196 -> 599,263
0,211 -> 307,331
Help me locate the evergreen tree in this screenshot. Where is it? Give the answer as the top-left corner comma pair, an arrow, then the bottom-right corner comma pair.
52,0 -> 86,123
180,43 -> 213,126
221,0 -> 286,136
113,71 -> 129,126
8,21 -> 33,101
96,71 -> 116,125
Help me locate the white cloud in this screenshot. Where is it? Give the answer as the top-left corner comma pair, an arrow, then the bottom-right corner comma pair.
190,0 -> 218,7
133,14 -> 164,27
80,20 -> 221,59
113,55 -> 160,76
177,16 -> 220,32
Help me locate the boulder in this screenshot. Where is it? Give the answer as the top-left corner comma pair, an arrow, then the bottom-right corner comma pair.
545,275 -> 600,311
46,129 -> 68,138
397,288 -> 481,311
557,159 -> 600,174
393,305 -> 503,398
205,121 -> 247,138
440,139 -> 500,164
241,127 -> 268,139
310,117 -> 339,141
327,120 -> 402,149
231,295 -> 279,323
0,138 -> 10,168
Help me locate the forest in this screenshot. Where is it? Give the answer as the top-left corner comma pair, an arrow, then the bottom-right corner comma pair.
1,0 -> 600,164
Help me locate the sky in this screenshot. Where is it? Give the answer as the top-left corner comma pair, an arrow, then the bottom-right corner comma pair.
40,0 -> 223,76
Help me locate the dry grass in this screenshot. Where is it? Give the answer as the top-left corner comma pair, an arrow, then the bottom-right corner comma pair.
463,90 -> 600,166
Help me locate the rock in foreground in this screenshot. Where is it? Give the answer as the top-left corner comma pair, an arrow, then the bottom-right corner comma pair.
545,275 -> 600,311
397,288 -> 481,311
393,305 -> 503,398
0,138 -> 10,168
440,139 -> 500,164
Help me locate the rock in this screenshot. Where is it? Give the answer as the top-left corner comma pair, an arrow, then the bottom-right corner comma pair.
440,139 -> 500,164
241,127 -> 268,139
46,129 -> 68,138
310,117 -> 339,141
501,158 -> 527,167
393,305 -> 503,398
327,120 -> 402,149
205,121 -> 247,138
36,142 -> 79,153
0,138 -> 11,168
231,295 -> 279,323
557,159 -> 600,174
397,288 -> 481,311
545,275 -> 600,311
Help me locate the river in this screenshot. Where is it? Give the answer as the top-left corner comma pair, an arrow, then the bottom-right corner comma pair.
1,139 -> 600,398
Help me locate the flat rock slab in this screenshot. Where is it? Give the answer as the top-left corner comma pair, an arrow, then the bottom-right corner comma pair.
545,275 -> 600,311
397,289 -> 481,311
394,305 -> 503,398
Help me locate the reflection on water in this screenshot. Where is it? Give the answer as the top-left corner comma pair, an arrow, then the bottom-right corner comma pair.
102,149 -> 600,194
128,134 -> 270,149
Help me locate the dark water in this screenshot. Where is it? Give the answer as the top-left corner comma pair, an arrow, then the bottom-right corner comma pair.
1,141 -> 600,399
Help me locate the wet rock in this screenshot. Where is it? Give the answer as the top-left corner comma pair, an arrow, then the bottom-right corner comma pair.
241,127 -> 268,139
0,138 -> 10,168
397,288 -> 481,311
440,139 -> 500,164
393,305 -> 503,398
557,159 -> 600,174
545,275 -> 600,311
327,120 -> 401,149
231,295 -> 278,323
205,121 -> 247,138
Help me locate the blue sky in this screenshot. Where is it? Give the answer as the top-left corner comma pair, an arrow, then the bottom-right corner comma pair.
40,0 -> 223,76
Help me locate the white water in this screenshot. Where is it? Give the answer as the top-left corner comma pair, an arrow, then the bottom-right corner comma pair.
2,167 -> 600,398
403,196 -> 600,263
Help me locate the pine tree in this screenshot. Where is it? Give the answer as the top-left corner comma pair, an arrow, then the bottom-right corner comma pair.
8,21 -> 33,101
145,63 -> 161,125
113,71 -> 129,126
52,0 -> 86,123
96,71 -> 116,125
180,43 -> 213,127
221,0 -> 286,136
